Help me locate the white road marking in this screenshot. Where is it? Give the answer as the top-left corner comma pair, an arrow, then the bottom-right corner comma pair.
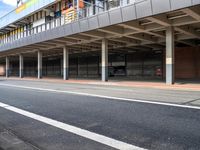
0,83 -> 200,110
0,102 -> 145,150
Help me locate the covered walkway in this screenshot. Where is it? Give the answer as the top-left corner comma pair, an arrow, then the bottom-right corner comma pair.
0,5 -> 200,85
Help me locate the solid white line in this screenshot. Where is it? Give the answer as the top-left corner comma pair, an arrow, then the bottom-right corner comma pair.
0,83 -> 200,110
0,102 -> 145,150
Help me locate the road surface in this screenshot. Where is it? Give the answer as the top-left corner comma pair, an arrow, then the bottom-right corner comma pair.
0,79 -> 199,150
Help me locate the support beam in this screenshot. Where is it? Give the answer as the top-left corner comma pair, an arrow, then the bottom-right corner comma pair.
146,15 -> 200,41
6,57 -> 9,78
119,22 -> 165,38
166,27 -> 175,85
98,26 -> 124,35
126,33 -> 157,43
182,8 -> 200,21
19,54 -> 24,78
63,46 -> 69,80
37,51 -> 42,79
147,15 -> 171,26
70,34 -> 92,41
175,26 -> 200,39
101,39 -> 108,82
80,31 -> 106,38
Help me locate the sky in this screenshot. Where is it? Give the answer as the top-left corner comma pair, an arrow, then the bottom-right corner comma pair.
0,0 -> 16,17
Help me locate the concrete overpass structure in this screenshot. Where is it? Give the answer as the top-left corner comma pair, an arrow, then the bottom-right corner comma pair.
0,0 -> 200,84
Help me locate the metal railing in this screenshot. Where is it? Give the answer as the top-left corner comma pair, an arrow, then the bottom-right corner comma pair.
0,0 -> 146,46
0,0 -> 56,29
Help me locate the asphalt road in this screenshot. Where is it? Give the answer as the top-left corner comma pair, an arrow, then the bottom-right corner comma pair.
0,80 -> 200,150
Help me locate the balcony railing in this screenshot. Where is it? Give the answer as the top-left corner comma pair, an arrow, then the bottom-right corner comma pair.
0,0 -> 56,29
0,0 -> 146,46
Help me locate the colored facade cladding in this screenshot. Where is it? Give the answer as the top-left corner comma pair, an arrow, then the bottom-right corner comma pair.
0,0 -> 56,29
16,0 -> 40,14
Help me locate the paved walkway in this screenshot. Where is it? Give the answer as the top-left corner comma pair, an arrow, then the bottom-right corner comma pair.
1,77 -> 200,92
1,77 -> 200,106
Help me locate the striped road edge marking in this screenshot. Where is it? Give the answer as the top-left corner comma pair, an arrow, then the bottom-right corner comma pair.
0,102 -> 145,150
0,83 -> 200,110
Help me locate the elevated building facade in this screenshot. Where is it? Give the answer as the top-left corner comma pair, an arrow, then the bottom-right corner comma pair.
0,0 -> 200,84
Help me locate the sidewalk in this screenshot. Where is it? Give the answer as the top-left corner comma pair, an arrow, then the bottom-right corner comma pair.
1,77 -> 200,92
1,76 -> 200,106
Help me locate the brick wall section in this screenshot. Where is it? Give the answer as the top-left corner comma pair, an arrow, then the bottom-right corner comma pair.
0,65 -> 5,76
162,46 -> 200,79
175,46 -> 200,79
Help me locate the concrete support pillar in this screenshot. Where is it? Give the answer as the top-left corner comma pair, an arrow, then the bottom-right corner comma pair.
19,54 -> 24,78
101,39 -> 108,82
63,46 -> 69,80
37,51 -> 42,79
166,26 -> 175,85
6,57 -> 9,78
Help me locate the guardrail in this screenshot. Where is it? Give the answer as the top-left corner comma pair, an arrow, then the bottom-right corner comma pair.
0,0 -> 146,46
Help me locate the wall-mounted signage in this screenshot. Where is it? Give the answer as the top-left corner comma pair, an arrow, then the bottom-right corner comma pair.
16,0 -> 39,13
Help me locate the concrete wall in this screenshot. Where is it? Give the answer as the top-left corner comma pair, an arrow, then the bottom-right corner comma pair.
69,56 -> 100,78
43,57 -> 62,77
24,58 -> 37,77
69,51 -> 163,79
126,51 -> 163,79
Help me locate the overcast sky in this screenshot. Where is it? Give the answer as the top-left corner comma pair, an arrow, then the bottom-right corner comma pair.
0,0 -> 16,17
